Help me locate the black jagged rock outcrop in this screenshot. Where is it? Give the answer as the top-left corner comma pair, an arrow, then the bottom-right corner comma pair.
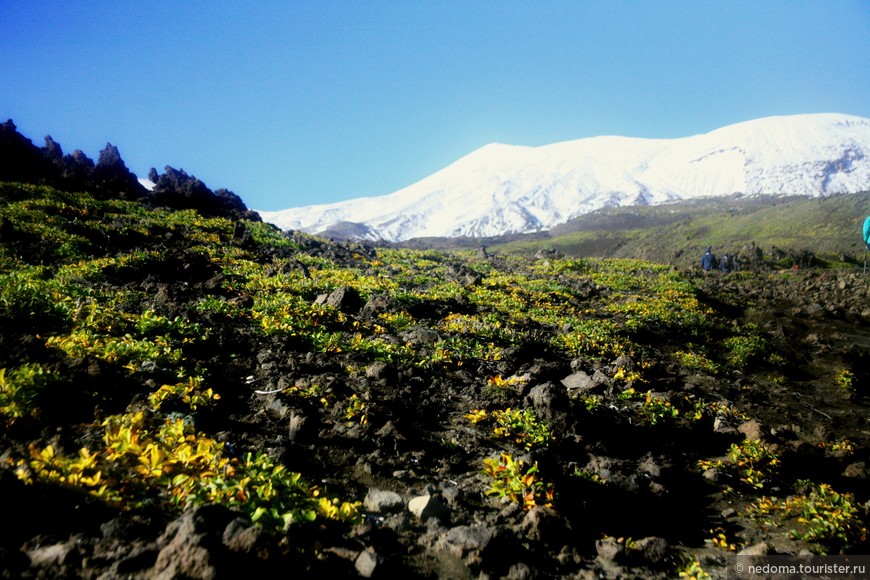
0,120 -> 60,184
0,120 -> 258,220
92,142 -> 147,200
148,166 -> 259,221
60,149 -> 97,189
0,121 -> 146,200
43,135 -> 63,162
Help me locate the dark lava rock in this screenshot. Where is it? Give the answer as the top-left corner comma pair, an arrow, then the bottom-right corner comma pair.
155,505 -> 236,579
595,536 -> 624,562
435,525 -> 494,561
524,381 -> 570,427
317,285 -> 363,314
517,506 -> 569,546
560,369 -> 602,394
628,536 -> 669,566
400,325 -> 442,346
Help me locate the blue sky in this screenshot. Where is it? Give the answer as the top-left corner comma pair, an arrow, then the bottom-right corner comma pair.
2,1 -> 869,211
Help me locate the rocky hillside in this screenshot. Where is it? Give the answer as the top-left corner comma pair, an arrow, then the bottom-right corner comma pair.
0,127 -> 869,578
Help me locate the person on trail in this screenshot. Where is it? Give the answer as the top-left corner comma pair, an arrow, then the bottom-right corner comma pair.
719,254 -> 733,273
701,246 -> 717,272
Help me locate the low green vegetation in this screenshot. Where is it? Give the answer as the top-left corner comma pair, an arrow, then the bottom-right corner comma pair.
16,410 -> 361,531
466,407 -> 553,449
0,363 -> 57,423
481,452 -> 554,511
697,438 -> 781,490
747,481 -> 868,554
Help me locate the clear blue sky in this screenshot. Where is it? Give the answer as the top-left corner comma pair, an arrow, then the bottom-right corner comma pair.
2,1 -> 869,211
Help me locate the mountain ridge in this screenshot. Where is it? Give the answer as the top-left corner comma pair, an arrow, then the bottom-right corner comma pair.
260,113 -> 870,241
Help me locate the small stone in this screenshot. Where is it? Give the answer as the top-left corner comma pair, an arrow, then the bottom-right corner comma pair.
441,486 -> 460,506
435,525 -> 493,558
355,549 -> 379,578
843,462 -> 868,479
504,562 -> 534,579
520,506 -> 568,544
630,536 -> 669,565
408,494 -> 449,521
648,482 -> 667,495
399,326 -> 441,346
365,361 -> 390,380
114,547 -> 160,574
525,382 -> 570,429
738,419 -> 765,441
591,369 -> 613,387
364,489 -> 404,513
561,371 -> 598,393
721,508 -> 737,518
713,417 -> 738,435
325,286 -> 363,313
638,456 -> 662,478
223,518 -> 263,554
595,537 -> 624,562
498,502 -> 521,520
287,411 -> 306,441
155,506 -> 233,580
738,542 -> 770,556
27,543 -> 75,568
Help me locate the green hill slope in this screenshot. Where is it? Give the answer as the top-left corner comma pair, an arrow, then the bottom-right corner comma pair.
494,193 -> 870,268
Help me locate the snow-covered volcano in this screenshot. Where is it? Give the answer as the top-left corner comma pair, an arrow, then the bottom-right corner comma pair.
260,113 -> 870,241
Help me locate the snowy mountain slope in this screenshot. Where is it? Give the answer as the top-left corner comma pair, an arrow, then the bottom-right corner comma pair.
259,113 -> 870,241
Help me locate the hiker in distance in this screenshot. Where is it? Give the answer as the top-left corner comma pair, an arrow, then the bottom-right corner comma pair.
719,253 -> 735,273
701,246 -> 717,272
